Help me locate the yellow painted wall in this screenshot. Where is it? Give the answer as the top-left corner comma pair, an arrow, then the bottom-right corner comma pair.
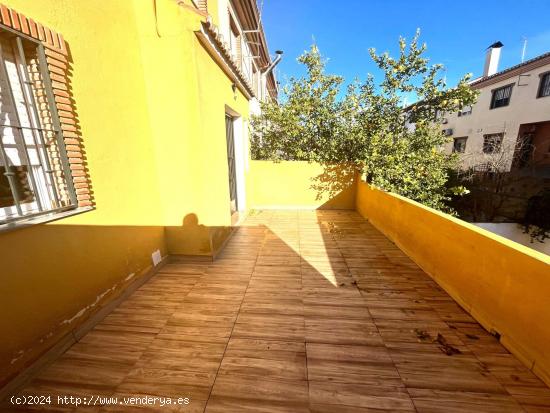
356,181 -> 550,387
132,0 -> 248,255
0,0 -> 167,388
0,0 -> 244,387
246,161 -> 356,209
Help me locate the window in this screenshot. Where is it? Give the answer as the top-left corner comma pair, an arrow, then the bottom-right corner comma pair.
490,84 -> 513,109
0,29 -> 76,226
452,137 -> 467,153
228,16 -> 242,68
252,64 -> 260,97
483,133 -> 503,153
193,0 -> 208,13
457,105 -> 472,117
537,72 -> 550,98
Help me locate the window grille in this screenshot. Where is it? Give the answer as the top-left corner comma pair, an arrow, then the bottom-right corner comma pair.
490,84 -> 513,109
0,27 -> 76,225
537,72 -> 550,98
483,133 -> 503,154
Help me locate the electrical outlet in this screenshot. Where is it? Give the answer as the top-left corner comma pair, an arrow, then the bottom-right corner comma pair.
152,249 -> 162,266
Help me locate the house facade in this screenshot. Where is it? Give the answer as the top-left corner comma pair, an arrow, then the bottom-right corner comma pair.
0,0 -> 277,389
441,44 -> 550,172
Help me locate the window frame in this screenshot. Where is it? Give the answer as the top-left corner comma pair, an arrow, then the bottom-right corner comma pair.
483,133 -> 504,154
489,83 -> 514,109
457,105 -> 472,117
537,71 -> 550,98
0,25 -> 78,227
452,137 -> 468,153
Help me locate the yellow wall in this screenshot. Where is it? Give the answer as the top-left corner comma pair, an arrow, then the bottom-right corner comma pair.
356,181 -> 550,387
246,161 -> 356,209
132,0 -> 249,229
0,0 -> 244,387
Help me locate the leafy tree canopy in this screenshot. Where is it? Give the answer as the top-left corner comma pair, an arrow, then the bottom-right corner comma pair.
251,30 -> 478,211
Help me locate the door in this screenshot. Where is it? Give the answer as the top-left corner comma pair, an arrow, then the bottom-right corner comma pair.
225,114 -> 238,214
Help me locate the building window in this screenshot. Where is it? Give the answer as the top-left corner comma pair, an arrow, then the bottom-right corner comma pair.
457,105 -> 472,117
193,0 -> 208,13
252,64 -> 260,97
537,72 -> 550,98
452,137 -> 467,153
228,15 -> 242,69
490,84 -> 513,109
0,30 -> 76,225
483,133 -> 503,153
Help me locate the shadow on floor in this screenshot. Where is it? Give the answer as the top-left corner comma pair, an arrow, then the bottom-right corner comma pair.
3,210 -> 550,412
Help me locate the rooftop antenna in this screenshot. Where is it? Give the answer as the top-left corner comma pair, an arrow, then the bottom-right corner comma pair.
258,0 -> 264,27
521,36 -> 527,63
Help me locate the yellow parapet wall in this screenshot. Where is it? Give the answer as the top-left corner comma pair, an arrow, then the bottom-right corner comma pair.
246,161 -> 356,210
356,180 -> 550,387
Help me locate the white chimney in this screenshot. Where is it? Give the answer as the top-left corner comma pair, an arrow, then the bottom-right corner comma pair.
483,41 -> 503,77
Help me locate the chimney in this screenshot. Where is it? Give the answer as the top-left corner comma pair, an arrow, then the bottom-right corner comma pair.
483,41 -> 503,77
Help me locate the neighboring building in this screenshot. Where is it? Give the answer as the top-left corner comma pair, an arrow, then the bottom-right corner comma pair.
441,43 -> 550,172
0,0 -> 279,388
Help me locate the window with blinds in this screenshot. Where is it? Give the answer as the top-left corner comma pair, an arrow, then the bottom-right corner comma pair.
490,84 -> 513,109
537,72 -> 550,98
229,16 -> 242,69
0,28 -> 76,226
196,0 -> 208,13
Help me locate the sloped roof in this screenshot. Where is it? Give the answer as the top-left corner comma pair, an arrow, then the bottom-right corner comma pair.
471,51 -> 550,88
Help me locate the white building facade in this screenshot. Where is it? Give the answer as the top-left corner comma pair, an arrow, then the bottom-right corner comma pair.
441,44 -> 550,172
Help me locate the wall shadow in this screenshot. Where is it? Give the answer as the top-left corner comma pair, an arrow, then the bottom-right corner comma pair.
60,42 -> 94,207
164,213 -> 235,257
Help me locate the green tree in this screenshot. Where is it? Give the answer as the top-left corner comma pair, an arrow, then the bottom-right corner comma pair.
251,30 -> 478,211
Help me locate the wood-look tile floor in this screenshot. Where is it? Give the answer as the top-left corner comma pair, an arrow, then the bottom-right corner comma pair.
11,210 -> 550,412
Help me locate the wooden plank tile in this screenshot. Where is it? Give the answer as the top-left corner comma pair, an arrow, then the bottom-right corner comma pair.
309,380 -> 415,411
409,388 -> 524,413
116,367 -> 215,400
136,339 -> 226,374
307,343 -> 400,383
206,375 -> 309,413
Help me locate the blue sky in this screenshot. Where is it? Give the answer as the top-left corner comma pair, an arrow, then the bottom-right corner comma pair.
261,0 -> 550,102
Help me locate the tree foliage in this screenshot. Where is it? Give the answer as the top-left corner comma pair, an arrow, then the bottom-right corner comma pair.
251,30 -> 479,211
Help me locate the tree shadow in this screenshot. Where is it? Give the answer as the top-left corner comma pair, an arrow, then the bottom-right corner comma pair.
309,163 -> 359,209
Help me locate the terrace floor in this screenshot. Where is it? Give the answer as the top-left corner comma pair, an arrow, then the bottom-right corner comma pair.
14,210 -> 550,412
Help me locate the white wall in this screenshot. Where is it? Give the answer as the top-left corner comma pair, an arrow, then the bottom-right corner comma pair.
232,116 -> 247,211
475,223 -> 550,255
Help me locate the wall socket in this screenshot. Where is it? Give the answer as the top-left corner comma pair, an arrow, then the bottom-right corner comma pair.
151,249 -> 162,266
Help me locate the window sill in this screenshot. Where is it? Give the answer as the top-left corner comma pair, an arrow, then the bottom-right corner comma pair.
0,206 -> 94,234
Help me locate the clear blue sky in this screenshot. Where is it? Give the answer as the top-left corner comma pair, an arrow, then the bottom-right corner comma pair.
261,0 -> 550,102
